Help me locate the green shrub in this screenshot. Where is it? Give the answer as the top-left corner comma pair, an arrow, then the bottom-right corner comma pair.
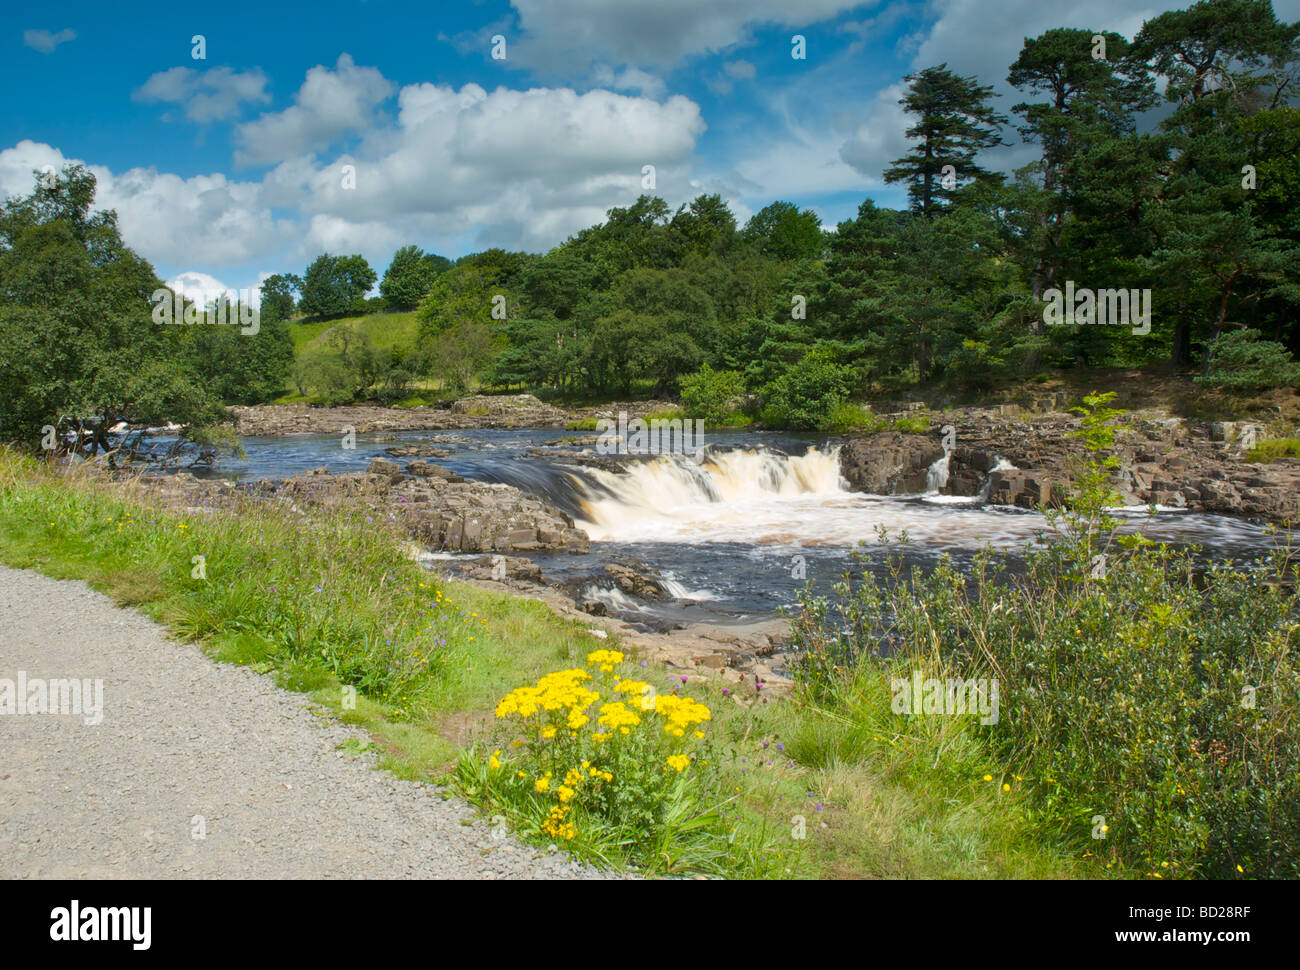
890,415 -> 931,434
1196,329 -> 1300,392
760,349 -> 857,431
679,365 -> 746,425
827,402 -> 887,433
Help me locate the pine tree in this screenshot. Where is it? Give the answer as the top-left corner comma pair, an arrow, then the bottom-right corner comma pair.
883,65 -> 1008,218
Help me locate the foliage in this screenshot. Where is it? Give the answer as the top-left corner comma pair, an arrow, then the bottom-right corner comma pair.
0,165 -> 227,452
679,364 -> 746,424
1196,328 -> 1300,391
760,347 -> 857,430
791,393 -> 1300,878
380,245 -> 447,310
298,253 -> 377,319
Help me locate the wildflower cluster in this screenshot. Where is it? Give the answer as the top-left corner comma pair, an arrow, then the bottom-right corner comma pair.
480,649 -> 714,855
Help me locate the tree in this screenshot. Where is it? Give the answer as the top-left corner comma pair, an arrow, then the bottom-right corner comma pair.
741,201 -> 826,261
1132,0 -> 1300,366
380,245 -> 445,309
670,193 -> 737,257
883,64 -> 1009,218
297,253 -> 377,318
417,264 -> 499,339
1130,0 -> 1299,107
1196,327 -> 1300,389
1007,28 -> 1157,302
258,272 -> 300,323
0,165 -> 225,452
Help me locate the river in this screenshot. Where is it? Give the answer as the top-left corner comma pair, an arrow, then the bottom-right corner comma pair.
172,427 -> 1283,626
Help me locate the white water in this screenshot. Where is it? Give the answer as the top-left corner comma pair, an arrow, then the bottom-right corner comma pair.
925,452 -> 951,493
566,446 -> 1272,556
573,446 -> 1055,550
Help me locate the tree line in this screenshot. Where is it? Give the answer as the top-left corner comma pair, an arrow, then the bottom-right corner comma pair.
2,0 -> 1298,443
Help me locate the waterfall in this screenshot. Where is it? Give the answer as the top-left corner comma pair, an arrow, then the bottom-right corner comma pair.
925,452 -> 951,493
572,446 -> 845,538
975,457 -> 1015,501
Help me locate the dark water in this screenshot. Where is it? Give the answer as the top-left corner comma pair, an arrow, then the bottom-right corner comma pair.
164,427 -> 1283,624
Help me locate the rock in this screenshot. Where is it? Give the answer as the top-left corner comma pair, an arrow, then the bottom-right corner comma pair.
579,600 -> 608,616
604,562 -> 667,599
365,458 -> 404,481
838,433 -> 945,494
385,445 -> 453,458
406,461 -> 463,482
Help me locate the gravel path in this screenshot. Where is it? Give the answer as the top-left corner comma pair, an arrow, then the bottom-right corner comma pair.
0,564 -> 606,879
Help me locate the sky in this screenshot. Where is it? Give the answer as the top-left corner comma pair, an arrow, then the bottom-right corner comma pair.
3,0 -> 1298,299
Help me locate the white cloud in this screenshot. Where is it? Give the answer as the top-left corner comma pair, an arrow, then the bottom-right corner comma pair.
0,141 -> 285,272
589,64 -> 667,99
0,62 -> 710,279
23,28 -> 76,54
838,82 -> 910,180
262,81 -> 706,254
506,0 -> 875,69
234,54 -> 395,167
723,59 -> 756,80
134,67 -> 271,123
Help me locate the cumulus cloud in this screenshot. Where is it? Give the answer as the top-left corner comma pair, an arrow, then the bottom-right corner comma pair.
269,81 -> 706,254
837,82 -> 911,180
234,54 -> 395,167
23,28 -> 76,54
0,140 -> 285,272
134,66 -> 271,123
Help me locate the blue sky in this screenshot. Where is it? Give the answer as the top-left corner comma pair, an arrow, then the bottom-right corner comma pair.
4,0 -> 1297,299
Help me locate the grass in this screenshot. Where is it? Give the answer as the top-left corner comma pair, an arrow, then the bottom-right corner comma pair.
289,310 -> 421,356
0,447 -> 1088,879
1246,438 -> 1300,462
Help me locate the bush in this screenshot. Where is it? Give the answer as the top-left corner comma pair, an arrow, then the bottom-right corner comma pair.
890,414 -> 932,434
1196,329 -> 1300,392
679,365 -> 746,425
826,402 -> 887,433
760,348 -> 857,431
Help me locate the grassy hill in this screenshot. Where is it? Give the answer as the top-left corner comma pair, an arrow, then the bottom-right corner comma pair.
288,309 -> 420,355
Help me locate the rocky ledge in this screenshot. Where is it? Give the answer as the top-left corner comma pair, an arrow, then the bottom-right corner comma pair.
838,407 -> 1300,524
227,394 -> 665,436
138,458 -> 590,556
